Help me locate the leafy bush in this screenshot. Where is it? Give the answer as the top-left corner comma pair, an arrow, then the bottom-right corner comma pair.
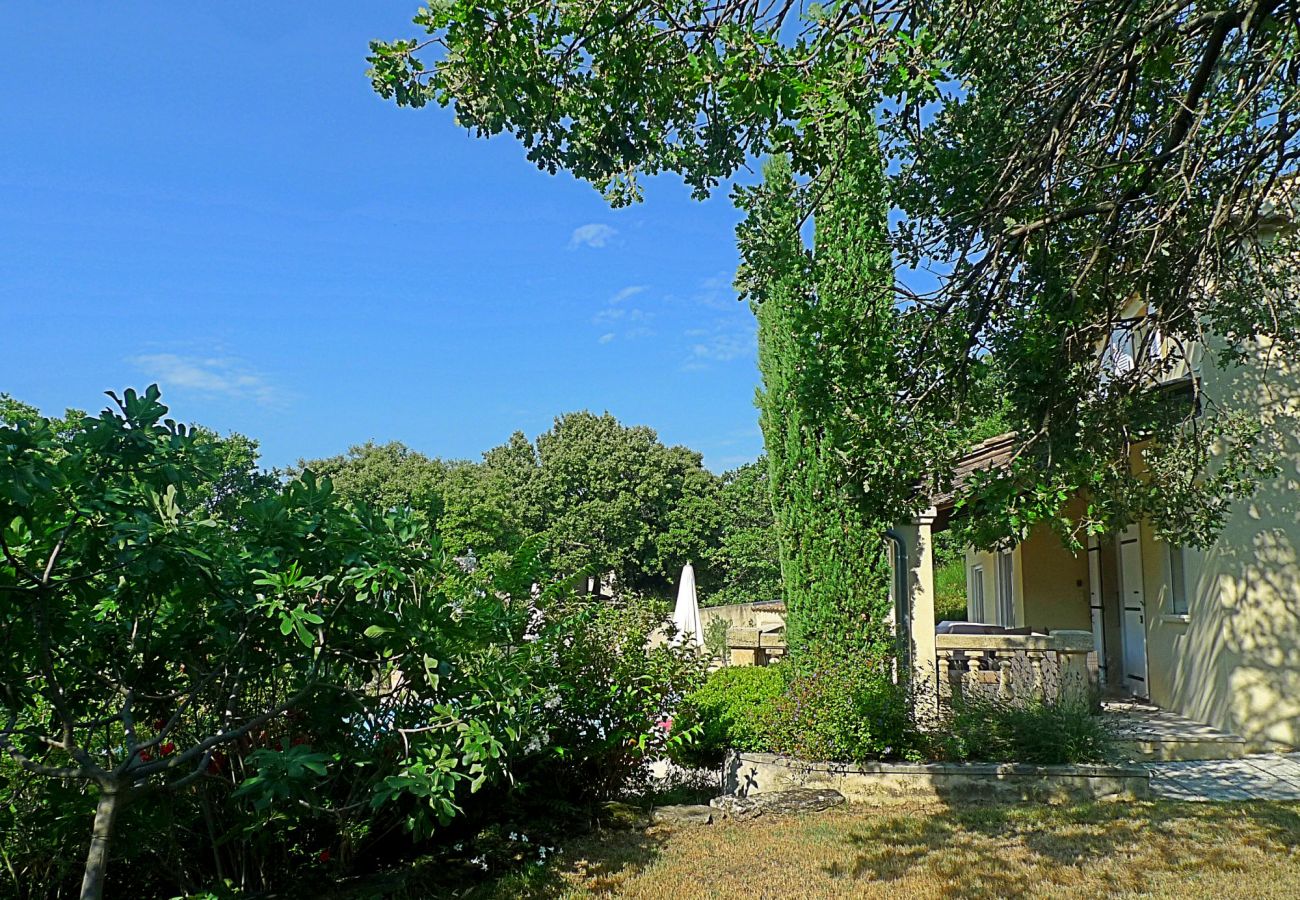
937,692 -> 1114,764
523,593 -> 707,805
0,388 -> 706,899
763,651 -> 924,762
672,666 -> 785,766
703,615 -> 731,662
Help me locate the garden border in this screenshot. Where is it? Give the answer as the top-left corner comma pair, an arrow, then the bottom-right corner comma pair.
723,751 -> 1150,804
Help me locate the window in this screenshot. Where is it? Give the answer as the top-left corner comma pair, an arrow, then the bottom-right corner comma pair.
996,550 -> 1016,626
1101,323 -> 1137,381
969,565 -> 985,621
1168,544 -> 1189,615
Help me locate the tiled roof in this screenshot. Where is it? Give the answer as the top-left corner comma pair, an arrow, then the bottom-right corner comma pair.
934,431 -> 1017,510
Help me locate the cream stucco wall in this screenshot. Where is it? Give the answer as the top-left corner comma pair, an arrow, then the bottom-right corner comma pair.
1141,335 -> 1300,749
698,601 -> 785,633
952,289 -> 1299,745
963,504 -> 1090,633
1018,517 -> 1092,633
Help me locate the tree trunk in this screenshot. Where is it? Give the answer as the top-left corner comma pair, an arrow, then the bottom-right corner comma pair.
80,784 -> 122,900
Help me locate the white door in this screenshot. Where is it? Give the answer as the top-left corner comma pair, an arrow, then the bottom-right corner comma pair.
1118,524 -> 1149,697
1086,535 -> 1108,686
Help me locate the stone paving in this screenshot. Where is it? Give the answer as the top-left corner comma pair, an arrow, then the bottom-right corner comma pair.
1105,699 -> 1245,744
1146,753 -> 1300,801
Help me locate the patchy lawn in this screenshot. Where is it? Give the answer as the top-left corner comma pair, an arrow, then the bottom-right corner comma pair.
481,800 -> 1300,899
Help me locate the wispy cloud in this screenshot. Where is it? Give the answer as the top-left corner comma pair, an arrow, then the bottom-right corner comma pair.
609,284 -> 648,303
589,274 -> 752,355
569,223 -> 617,249
687,330 -> 754,364
593,285 -> 656,343
676,323 -> 759,369
676,273 -> 755,371
128,353 -> 282,406
692,272 -> 739,310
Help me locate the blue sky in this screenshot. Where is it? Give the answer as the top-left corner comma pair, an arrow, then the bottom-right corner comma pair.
0,4 -> 763,472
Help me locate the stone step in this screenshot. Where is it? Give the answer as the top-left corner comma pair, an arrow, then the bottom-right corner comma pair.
1104,699 -> 1247,762
1118,734 -> 1247,762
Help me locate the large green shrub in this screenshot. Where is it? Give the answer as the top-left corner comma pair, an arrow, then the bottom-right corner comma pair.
937,693 -> 1114,765
0,388 -> 705,899
763,651 -> 923,762
673,666 -> 785,766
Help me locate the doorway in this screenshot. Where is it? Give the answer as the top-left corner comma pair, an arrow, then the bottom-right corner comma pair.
1117,524 -> 1149,698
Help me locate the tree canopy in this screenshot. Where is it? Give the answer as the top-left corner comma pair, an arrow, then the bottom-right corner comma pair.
299,412 -> 778,602
702,459 -> 782,608
297,440 -> 450,521
370,0 -> 1300,548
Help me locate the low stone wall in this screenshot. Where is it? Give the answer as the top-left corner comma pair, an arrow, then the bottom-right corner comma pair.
699,602 -> 785,632
724,751 -> 1149,804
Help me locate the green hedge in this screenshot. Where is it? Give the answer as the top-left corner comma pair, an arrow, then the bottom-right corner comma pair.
671,661 -> 1113,771
763,651 -> 925,762
673,666 -> 786,767
936,692 -> 1114,764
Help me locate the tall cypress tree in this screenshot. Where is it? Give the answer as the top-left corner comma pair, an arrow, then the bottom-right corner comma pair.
739,123 -> 897,659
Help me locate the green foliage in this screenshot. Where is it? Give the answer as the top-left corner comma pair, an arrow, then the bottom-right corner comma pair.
0,388 -> 705,898
436,431 -> 542,560
762,651 -> 924,763
672,666 -> 785,766
933,560 -> 969,623
0,753 -> 87,892
703,616 -> 731,662
936,693 -> 1115,765
233,743 -> 332,811
529,594 -> 707,803
533,411 -> 721,597
0,385 -> 377,895
932,531 -> 969,622
296,440 -> 450,520
372,0 -> 1300,554
298,414 -> 755,603
702,459 -> 782,607
744,139 -> 918,655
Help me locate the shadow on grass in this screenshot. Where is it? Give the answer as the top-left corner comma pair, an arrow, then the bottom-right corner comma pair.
440,825 -> 670,900
330,824 -> 670,900
825,800 -> 1300,895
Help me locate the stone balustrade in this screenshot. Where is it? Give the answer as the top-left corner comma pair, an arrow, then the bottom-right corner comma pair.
935,630 -> 1094,705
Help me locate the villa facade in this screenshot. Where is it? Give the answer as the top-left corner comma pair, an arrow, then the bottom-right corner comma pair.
893,302 -> 1300,750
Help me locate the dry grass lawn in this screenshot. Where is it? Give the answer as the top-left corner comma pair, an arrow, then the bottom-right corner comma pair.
521,800 -> 1300,899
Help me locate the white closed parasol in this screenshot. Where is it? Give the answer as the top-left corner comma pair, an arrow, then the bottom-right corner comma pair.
671,562 -> 704,651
